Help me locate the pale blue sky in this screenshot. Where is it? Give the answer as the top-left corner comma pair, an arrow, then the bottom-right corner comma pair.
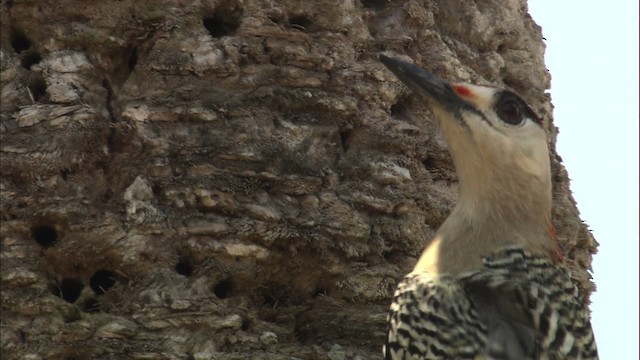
528,1 -> 639,359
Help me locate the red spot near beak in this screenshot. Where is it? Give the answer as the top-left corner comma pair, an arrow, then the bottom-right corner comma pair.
453,85 -> 472,97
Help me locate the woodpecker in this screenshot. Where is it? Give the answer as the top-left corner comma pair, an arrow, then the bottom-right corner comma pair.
379,55 -> 598,360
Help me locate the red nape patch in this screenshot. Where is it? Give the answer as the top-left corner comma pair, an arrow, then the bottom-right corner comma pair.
453,85 -> 471,97
548,218 -> 564,262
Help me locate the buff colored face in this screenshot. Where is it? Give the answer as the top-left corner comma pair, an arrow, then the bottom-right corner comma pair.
380,55 -> 558,275
434,83 -> 550,186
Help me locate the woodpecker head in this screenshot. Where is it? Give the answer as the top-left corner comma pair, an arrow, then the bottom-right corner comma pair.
380,55 -> 558,274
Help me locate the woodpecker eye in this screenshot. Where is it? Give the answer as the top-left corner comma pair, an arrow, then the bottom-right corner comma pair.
497,96 -> 524,125
495,91 -> 540,126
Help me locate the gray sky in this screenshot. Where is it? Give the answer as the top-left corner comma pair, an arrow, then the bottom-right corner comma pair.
529,1 -> 639,358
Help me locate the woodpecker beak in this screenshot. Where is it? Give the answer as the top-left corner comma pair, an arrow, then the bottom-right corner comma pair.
380,54 -> 476,116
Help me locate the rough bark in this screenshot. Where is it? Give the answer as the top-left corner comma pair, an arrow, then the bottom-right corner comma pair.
0,0 -> 597,359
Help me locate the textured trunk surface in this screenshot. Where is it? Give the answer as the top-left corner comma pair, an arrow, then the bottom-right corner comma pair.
0,1 -> 597,359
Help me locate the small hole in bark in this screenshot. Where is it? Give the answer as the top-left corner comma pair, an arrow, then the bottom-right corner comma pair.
422,157 -> 434,170
263,293 -> 276,306
288,14 -> 312,32
50,278 -> 84,303
31,224 -> 58,247
203,2 -> 243,38
101,189 -> 114,202
151,183 -> 163,196
213,279 -> 232,298
28,73 -> 47,102
83,298 -> 101,312
90,269 -> 116,295
339,130 -> 353,152
361,0 -> 388,11
390,101 -> 407,117
21,51 -> 42,69
175,259 -> 193,277
382,250 -> 396,262
241,318 -> 252,331
11,29 -> 31,53
128,46 -> 138,71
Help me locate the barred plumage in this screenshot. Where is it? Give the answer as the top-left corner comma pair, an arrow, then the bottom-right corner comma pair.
384,247 -> 598,359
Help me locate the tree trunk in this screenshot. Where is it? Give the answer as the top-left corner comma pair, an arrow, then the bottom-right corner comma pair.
0,0 -> 597,359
